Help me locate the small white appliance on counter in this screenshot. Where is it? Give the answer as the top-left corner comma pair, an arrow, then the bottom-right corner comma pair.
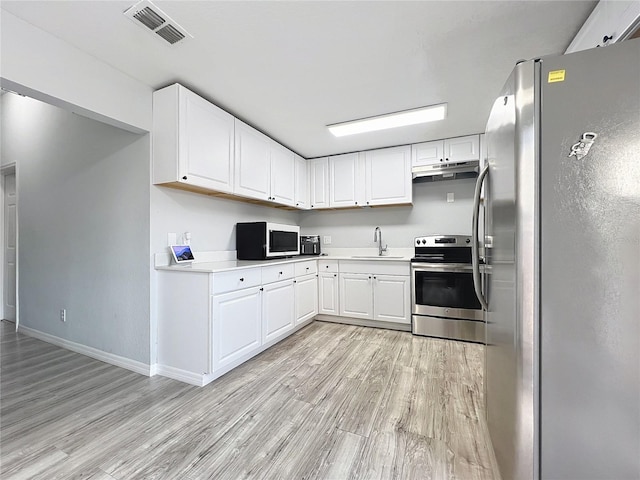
236,222 -> 300,260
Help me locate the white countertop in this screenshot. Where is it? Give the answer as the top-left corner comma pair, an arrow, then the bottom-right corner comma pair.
156,248 -> 412,274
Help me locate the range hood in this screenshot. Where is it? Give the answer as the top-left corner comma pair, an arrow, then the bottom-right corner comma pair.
412,160 -> 479,182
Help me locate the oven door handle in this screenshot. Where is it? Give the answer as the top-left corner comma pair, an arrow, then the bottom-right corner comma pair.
472,163 -> 489,311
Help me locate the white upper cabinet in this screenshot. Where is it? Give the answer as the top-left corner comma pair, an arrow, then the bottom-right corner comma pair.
234,120 -> 297,206
234,119 -> 271,201
566,1 -> 640,53
365,145 -> 412,206
329,153 -> 365,207
445,135 -> 480,162
309,157 -> 330,209
153,84 -> 235,193
270,143 -> 296,207
412,134 -> 480,168
294,155 -> 310,209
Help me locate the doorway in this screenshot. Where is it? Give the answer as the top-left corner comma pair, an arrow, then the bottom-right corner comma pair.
2,166 -> 17,324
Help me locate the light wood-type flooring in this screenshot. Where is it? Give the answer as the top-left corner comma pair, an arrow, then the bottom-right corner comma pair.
0,319 -> 499,480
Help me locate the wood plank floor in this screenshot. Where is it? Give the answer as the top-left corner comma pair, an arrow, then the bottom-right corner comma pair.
0,320 -> 499,480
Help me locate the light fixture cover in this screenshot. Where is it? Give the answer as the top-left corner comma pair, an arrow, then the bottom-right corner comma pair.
328,103 -> 447,137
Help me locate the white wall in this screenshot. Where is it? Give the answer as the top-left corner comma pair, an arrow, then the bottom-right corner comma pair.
299,178 -> 476,249
150,187 -> 300,255
0,10 -> 152,133
1,93 -> 151,364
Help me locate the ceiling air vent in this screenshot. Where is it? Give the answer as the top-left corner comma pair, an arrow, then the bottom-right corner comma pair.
124,0 -> 192,46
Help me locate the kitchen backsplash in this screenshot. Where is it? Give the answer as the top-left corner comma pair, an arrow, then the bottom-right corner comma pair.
299,178 -> 476,248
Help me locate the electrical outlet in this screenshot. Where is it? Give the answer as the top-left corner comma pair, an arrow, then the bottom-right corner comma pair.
60,309 -> 66,322
168,232 -> 177,246
447,192 -> 455,203
323,235 -> 332,245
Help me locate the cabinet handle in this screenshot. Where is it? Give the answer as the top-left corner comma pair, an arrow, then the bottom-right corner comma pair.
603,35 -> 613,43
306,267 -> 310,270
293,280 -> 297,283
260,287 -> 263,291
239,277 -> 244,282
445,158 -> 449,161
355,201 -> 358,205
439,159 -> 443,162
182,176 -> 188,180
334,274 -> 337,277
368,276 -> 372,279
366,201 -> 370,205
279,271 -> 283,275
373,276 -> 377,280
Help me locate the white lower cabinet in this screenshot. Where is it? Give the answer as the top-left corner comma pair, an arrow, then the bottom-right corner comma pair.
295,274 -> 318,325
212,286 -> 262,371
339,273 -> 373,319
262,279 -> 295,343
372,275 -> 410,323
318,272 -> 339,315
157,260 -> 319,387
334,261 -> 411,325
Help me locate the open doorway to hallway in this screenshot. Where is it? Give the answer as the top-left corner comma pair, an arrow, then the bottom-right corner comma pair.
2,166 -> 17,324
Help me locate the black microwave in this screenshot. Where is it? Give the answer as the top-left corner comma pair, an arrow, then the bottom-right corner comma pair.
236,222 -> 300,260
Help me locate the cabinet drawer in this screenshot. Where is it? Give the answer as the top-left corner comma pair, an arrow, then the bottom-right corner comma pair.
295,260 -> 318,277
262,263 -> 295,284
212,268 -> 262,295
318,259 -> 339,273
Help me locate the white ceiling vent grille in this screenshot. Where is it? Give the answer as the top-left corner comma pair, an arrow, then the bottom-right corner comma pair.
124,0 -> 192,46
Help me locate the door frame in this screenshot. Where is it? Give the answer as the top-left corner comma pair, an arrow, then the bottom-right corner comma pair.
1,163 -> 18,329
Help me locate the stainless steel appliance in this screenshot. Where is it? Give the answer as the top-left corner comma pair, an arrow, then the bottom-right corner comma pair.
473,39 -> 640,480
236,222 -> 300,260
411,235 -> 484,343
300,235 -> 321,255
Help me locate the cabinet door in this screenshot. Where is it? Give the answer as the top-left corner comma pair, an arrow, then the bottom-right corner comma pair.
295,274 -> 318,324
444,135 -> 480,163
212,287 -> 262,370
411,140 -> 444,167
180,87 -> 235,192
270,143 -> 296,206
262,279 -> 295,343
339,273 -> 373,320
234,120 -> 270,200
294,155 -> 310,209
373,275 -> 410,324
329,153 -> 364,207
565,1 -> 640,53
365,146 -> 412,206
309,157 -> 330,209
318,272 -> 339,315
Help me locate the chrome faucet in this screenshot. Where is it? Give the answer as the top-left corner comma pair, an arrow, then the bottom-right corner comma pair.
374,226 -> 388,256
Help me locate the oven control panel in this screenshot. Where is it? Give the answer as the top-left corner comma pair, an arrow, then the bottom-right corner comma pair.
414,235 -> 471,247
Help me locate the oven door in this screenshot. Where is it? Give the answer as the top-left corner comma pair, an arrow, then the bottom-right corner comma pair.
411,263 -> 483,321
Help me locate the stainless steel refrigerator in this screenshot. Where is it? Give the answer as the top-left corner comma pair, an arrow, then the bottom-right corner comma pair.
471,38 -> 640,479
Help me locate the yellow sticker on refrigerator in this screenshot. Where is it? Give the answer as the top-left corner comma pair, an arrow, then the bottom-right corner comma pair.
548,70 -> 566,83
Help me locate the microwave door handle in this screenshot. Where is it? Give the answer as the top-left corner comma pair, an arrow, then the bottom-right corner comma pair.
472,163 -> 489,311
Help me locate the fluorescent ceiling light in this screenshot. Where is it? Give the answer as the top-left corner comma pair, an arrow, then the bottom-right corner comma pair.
327,103 -> 447,137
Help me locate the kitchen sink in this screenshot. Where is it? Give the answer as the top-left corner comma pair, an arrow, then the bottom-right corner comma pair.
350,255 -> 405,259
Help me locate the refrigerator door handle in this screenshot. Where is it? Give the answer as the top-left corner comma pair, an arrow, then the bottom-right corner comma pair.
472,163 -> 489,311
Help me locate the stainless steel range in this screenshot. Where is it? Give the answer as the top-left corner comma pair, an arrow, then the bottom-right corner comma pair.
411,235 -> 484,343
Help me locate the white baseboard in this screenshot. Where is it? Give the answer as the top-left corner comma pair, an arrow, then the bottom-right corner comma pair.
18,325 -> 153,377
154,364 -> 212,387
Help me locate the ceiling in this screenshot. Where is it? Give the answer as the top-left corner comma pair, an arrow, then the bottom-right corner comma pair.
0,0 -> 596,158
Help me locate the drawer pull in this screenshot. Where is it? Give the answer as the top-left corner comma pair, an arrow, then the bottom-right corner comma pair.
306,267 -> 310,270
239,277 -> 244,282
279,271 -> 283,275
